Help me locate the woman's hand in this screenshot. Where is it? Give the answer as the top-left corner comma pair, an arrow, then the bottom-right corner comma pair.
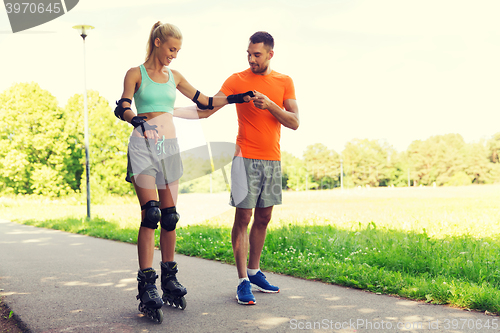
131,116 -> 160,144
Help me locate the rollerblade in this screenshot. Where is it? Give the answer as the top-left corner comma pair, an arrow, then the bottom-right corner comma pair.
161,261 -> 187,310
137,268 -> 164,323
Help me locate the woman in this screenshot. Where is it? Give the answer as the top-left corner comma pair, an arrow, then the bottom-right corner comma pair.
114,21 -> 254,320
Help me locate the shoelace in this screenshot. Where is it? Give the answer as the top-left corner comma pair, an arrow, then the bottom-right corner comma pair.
170,277 -> 184,289
238,281 -> 250,292
146,287 -> 161,300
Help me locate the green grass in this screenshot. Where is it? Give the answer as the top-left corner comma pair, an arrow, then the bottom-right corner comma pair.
174,222 -> 500,313
20,216 -> 161,246
2,185 -> 500,314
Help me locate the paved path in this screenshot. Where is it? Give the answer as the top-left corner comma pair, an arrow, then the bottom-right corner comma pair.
0,219 -> 493,332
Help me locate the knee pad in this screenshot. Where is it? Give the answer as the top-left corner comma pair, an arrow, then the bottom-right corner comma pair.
140,200 -> 161,229
160,206 -> 180,231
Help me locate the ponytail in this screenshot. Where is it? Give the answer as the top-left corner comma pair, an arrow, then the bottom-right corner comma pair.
145,21 -> 182,62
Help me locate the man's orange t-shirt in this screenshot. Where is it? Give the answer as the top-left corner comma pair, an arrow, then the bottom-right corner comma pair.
220,68 -> 296,161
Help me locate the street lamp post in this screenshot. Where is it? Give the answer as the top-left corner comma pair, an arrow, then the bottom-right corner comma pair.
73,24 -> 94,220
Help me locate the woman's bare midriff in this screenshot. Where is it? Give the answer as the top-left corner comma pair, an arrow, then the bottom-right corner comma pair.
131,112 -> 176,139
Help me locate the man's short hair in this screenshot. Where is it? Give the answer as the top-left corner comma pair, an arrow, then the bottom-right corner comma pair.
249,31 -> 274,50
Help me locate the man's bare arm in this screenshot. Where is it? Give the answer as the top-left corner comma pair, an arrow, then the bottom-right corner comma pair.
253,91 -> 299,130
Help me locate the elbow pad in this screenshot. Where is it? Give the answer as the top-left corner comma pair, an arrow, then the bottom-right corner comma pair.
114,98 -> 132,120
192,90 -> 214,110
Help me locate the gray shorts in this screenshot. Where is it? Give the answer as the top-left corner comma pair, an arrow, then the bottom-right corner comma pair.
126,136 -> 183,185
230,156 -> 282,209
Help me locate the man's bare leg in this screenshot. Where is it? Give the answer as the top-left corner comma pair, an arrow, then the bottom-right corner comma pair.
232,208 -> 253,278
248,206 -> 273,270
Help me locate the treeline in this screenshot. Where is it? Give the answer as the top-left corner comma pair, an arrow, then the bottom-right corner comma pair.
0,83 -> 130,198
1,83 -> 499,198
282,135 -> 500,190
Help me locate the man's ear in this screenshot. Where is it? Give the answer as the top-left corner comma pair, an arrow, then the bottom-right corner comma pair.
268,50 -> 274,60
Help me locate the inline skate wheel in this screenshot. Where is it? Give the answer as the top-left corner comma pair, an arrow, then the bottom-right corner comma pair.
154,308 -> 164,324
177,296 -> 187,310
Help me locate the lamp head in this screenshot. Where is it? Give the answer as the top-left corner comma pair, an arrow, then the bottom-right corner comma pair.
72,25 -> 95,40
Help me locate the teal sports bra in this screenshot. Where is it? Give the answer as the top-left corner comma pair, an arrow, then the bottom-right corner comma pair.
134,64 -> 176,114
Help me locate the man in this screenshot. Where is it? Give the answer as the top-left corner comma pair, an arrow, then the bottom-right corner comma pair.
206,31 -> 299,305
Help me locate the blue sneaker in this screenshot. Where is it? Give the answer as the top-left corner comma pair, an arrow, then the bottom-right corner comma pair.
236,280 -> 256,305
248,271 -> 280,293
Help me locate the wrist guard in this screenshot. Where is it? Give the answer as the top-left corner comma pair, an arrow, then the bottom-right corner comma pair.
131,116 -> 158,136
227,91 -> 255,104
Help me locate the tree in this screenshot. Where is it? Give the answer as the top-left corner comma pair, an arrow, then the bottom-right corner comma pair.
342,139 -> 395,187
486,133 -> 500,183
385,151 -> 409,187
0,83 -> 73,196
64,91 -> 131,197
464,141 -> 494,184
303,143 -> 340,189
407,134 -> 467,186
281,151 -> 307,190
488,132 -> 500,164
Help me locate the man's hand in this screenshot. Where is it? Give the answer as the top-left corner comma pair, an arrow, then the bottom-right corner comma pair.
253,91 -> 272,110
243,91 -> 257,103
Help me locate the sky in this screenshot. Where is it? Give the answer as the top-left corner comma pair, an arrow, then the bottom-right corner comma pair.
1,0 -> 499,158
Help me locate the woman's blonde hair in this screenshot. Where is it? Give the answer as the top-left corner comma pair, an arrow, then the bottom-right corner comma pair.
145,22 -> 182,61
